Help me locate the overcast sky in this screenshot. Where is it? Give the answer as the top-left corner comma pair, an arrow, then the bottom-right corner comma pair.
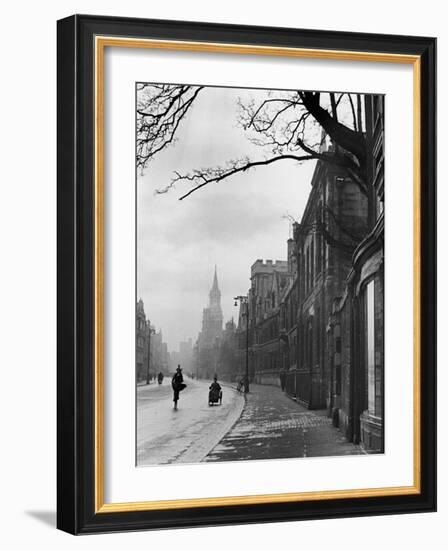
137,85 -> 315,352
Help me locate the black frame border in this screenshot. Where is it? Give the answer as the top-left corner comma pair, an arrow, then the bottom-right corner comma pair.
57,14 -> 436,534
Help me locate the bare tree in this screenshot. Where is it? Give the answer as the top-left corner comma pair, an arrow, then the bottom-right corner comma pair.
137,85 -> 374,229
136,84 -> 203,170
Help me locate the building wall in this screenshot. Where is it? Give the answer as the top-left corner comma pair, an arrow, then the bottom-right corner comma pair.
136,299 -> 169,382
326,95 -> 385,452
250,259 -> 290,386
136,299 -> 147,382
217,320 -> 237,381
292,159 -> 368,409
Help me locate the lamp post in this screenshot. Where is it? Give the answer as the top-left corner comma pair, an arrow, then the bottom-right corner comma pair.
234,295 -> 250,393
146,323 -> 156,385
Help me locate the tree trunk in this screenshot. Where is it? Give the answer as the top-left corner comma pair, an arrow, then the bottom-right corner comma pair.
300,91 -> 366,169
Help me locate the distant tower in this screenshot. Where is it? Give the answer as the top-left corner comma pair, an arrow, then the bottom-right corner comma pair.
196,266 -> 224,378
209,266 -> 221,308
202,266 -> 223,340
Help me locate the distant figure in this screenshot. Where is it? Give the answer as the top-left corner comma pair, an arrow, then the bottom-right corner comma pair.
208,375 -> 223,406
171,365 -> 186,410
280,370 -> 286,391
157,371 -> 164,385
237,376 -> 247,393
209,376 -> 221,394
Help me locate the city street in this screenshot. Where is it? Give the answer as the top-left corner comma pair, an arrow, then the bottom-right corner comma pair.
137,377 -> 245,465
138,379 -> 363,466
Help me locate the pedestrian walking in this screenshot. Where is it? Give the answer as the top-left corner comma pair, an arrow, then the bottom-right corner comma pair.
171,365 -> 187,410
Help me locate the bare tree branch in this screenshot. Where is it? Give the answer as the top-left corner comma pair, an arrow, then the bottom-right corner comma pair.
170,154 -> 316,200
136,85 -> 374,225
357,94 -> 363,134
136,85 -> 204,169
330,93 -> 338,122
298,91 -> 366,168
347,94 -> 358,133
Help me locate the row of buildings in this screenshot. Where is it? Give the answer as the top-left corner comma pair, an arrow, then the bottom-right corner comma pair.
136,298 -> 170,382
193,95 -> 384,453
136,299 -> 195,382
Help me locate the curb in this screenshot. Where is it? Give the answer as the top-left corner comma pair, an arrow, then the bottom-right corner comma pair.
203,386 -> 247,459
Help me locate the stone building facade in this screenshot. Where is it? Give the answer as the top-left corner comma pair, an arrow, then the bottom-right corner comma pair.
234,298 -> 251,383
327,95 -> 385,452
250,259 -> 290,386
135,298 -> 169,382
291,158 -> 368,409
151,330 -> 169,375
232,95 -> 384,453
279,238 -> 299,393
217,319 -> 237,381
136,298 -> 148,382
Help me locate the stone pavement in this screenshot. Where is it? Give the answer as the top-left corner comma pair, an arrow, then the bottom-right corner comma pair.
205,383 -> 364,462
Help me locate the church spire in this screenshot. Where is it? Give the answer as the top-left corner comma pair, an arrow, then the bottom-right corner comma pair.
211,265 -> 219,292
209,265 -> 221,307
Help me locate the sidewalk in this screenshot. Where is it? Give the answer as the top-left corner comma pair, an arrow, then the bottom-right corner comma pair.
205,383 -> 364,462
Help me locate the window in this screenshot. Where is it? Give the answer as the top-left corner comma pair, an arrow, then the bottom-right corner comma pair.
335,334 -> 342,395
365,279 -> 382,417
335,364 -> 341,395
310,237 -> 314,287
316,203 -> 323,275
316,232 -> 322,275
305,246 -> 308,293
308,319 -> 313,368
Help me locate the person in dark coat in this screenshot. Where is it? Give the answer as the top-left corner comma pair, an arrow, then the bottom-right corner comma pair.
172,365 -> 186,409
209,375 -> 221,394
209,375 -> 222,405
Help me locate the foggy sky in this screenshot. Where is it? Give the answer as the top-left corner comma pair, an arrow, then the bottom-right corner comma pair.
137,85 -> 315,352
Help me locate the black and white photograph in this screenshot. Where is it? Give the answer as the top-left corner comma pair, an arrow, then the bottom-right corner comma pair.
135,83 -> 385,466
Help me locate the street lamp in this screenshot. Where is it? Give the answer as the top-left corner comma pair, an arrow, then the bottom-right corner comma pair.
234,295 -> 250,393
146,323 -> 156,385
